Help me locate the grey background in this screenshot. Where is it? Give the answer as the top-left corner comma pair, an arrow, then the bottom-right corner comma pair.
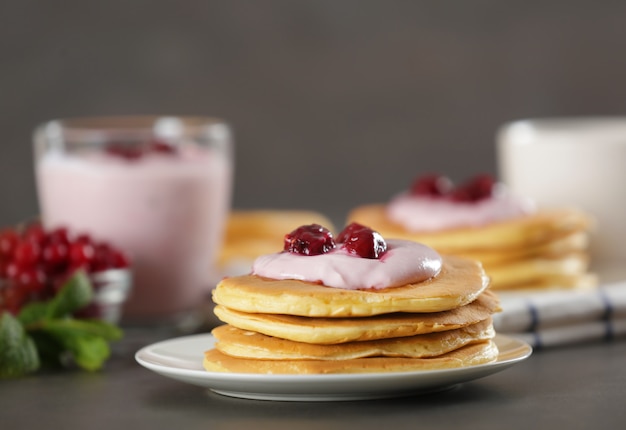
2,0 -> 626,227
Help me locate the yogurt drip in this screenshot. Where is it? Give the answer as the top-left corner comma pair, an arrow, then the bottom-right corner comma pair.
252,239 -> 442,290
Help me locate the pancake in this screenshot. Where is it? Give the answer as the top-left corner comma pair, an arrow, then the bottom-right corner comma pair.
348,204 -> 595,290
213,289 -> 500,344
493,273 -> 598,291
458,231 -> 589,266
212,318 -> 495,360
212,255 -> 489,317
347,205 -> 592,253
484,253 -> 590,289
203,340 -> 499,374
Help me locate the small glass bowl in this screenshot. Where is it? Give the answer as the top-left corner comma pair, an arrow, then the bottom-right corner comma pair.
0,268 -> 132,324
84,268 -> 133,324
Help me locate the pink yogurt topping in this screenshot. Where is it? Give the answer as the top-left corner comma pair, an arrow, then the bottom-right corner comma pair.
252,239 -> 442,290
386,186 -> 536,231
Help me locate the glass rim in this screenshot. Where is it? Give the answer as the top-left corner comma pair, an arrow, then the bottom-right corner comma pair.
36,115 -> 228,130
33,115 -> 232,151
499,116 -> 626,135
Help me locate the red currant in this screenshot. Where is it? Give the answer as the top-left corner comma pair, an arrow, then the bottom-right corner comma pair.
47,226 -> 70,245
74,233 -> 93,244
111,250 -> 129,269
15,267 -> 46,293
0,222 -> 131,315
5,262 -> 19,280
0,228 -> 19,259
0,284 -> 28,314
69,241 -> 95,269
41,241 -> 69,272
13,240 -> 41,268
0,260 -> 9,278
23,223 -> 47,246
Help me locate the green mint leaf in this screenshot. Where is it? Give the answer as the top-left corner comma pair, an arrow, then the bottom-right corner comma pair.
46,270 -> 94,318
73,319 -> 124,341
28,331 -> 66,369
42,318 -> 123,341
17,301 -> 50,327
6,271 -> 123,375
0,312 -> 40,378
62,334 -> 109,371
37,318 -> 122,371
19,271 -> 94,327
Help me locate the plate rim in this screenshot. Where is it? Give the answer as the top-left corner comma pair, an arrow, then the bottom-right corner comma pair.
135,332 -> 532,400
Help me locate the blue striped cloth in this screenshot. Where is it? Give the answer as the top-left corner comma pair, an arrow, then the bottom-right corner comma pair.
492,281 -> 626,348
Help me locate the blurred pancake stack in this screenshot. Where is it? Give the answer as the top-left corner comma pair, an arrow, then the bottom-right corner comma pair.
205,254 -> 501,374
348,174 -> 597,291
218,210 -> 336,276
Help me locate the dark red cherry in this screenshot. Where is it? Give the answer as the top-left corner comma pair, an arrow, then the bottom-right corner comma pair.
449,174 -> 495,202
337,222 -> 387,259
410,174 -> 452,197
336,222 -> 366,243
284,224 -> 336,256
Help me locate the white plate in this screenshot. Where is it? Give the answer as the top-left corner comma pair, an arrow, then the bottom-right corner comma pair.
135,333 -> 531,401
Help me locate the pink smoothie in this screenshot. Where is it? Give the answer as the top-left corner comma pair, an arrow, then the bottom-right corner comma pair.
36,144 -> 232,320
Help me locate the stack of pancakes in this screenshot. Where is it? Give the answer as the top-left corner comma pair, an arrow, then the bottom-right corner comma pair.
204,255 -> 501,374
348,205 -> 596,291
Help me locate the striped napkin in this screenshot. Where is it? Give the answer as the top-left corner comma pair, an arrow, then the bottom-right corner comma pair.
492,281 -> 626,348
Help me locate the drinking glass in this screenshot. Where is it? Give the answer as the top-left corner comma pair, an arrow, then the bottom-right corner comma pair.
497,117 -> 626,281
34,116 -> 233,324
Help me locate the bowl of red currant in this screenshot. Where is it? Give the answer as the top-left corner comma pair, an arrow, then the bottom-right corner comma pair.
0,222 -> 131,323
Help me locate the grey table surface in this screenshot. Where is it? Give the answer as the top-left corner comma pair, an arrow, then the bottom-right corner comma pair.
2,327 -> 625,430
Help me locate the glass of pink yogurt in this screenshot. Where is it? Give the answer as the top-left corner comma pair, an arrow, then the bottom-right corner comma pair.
33,116 -> 233,325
